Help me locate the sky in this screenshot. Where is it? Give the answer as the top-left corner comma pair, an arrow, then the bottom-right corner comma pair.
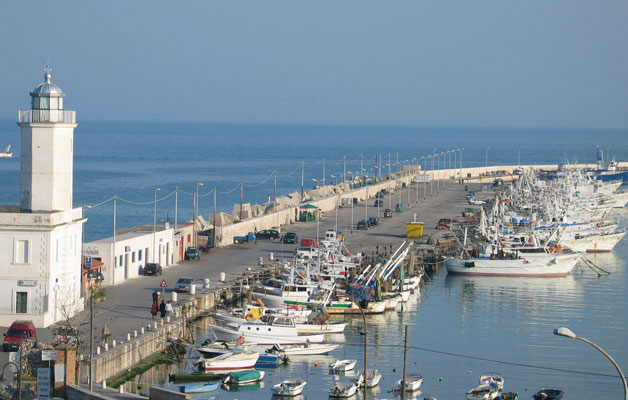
1,1 -> 628,129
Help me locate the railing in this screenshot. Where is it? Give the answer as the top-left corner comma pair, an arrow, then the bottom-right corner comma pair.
18,109 -> 76,124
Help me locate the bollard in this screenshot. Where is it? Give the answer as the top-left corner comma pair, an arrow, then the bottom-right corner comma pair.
160,319 -> 164,327
258,256 -> 263,266
204,278 -> 210,289
104,343 -> 108,351
220,272 -> 226,282
96,347 -> 101,355
119,385 -> 124,394
112,340 -> 116,348
166,316 -> 171,323
269,252 -> 274,261
127,333 -> 131,341
154,322 -> 158,330
171,291 -> 178,302
134,330 -> 137,337
189,284 -> 196,295
140,327 -> 144,334
102,380 -> 107,389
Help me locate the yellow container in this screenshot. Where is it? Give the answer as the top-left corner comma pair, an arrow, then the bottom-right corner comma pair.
406,222 -> 424,238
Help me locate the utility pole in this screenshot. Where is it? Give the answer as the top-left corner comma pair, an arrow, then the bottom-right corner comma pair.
273,169 -> 277,206
360,153 -> 364,186
174,187 -> 178,232
112,196 -> 117,284
89,287 -> 94,391
402,325 -> 409,400
322,157 -> 326,195
301,160 -> 305,201
343,155 -> 346,184
239,181 -> 243,221
213,187 -> 217,249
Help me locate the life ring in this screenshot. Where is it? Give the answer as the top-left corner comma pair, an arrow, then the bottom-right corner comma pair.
236,336 -> 245,345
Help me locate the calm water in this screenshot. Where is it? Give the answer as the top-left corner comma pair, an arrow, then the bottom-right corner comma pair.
125,212 -> 628,400
0,119 -> 627,241
1,120 -> 627,398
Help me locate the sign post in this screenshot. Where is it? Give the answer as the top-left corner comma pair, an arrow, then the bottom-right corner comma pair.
160,279 -> 167,297
85,256 -> 92,268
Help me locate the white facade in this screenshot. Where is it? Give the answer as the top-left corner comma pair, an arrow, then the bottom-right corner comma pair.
0,68 -> 84,328
83,227 -> 174,286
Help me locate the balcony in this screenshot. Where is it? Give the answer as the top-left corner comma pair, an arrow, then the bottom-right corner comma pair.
18,109 -> 76,124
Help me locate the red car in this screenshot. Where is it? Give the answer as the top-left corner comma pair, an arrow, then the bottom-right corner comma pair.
3,320 -> 37,351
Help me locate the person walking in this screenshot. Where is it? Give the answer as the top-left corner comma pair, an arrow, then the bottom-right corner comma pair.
101,324 -> 111,346
159,300 -> 166,318
151,302 -> 158,319
152,290 -> 159,304
165,301 -> 173,317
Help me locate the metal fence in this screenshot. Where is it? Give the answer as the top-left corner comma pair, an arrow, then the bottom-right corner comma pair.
18,109 -> 76,124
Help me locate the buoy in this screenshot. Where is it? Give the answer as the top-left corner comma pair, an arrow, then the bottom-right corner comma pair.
438,377 -> 443,382
314,363 -> 318,367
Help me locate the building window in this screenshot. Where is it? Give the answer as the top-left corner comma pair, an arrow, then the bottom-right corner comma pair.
16,292 -> 27,313
132,252 -> 135,263
187,234 -> 191,243
14,240 -> 29,264
138,250 -> 142,261
119,255 -> 123,267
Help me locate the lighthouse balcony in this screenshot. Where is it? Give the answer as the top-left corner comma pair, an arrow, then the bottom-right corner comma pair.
18,109 -> 76,124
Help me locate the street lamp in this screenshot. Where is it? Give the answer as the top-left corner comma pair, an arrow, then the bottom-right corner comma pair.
554,327 -> 627,400
412,158 -> 418,203
373,167 -> 380,218
312,179 -> 321,248
153,188 -> 160,263
330,175 -> 339,232
195,182 -> 203,248
347,171 -> 357,232
485,146 -> 490,174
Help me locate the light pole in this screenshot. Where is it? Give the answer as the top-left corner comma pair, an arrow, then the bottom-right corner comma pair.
554,327 -> 627,400
436,152 -> 441,194
373,166 -> 380,219
412,158 -> 418,203
347,171 -> 356,232
195,182 -> 203,248
460,148 -> 464,180
485,146 -> 490,174
330,174 -> 338,232
312,179 -> 321,250
153,188 -> 160,263
421,156 -> 427,200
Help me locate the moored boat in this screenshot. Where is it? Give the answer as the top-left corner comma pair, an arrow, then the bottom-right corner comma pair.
222,370 -> 265,385
353,369 -> 382,388
478,373 -> 504,390
178,381 -> 219,393
392,375 -> 423,392
532,388 -> 564,400
329,381 -> 357,398
271,377 -> 307,396
268,342 -> 340,356
465,383 -> 500,400
329,359 -> 357,373
197,351 -> 259,373
210,316 -> 325,345
445,253 -> 581,277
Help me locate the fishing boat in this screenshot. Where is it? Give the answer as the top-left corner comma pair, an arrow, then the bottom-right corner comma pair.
392,375 -> 423,392
559,229 -> 626,253
353,369 -> 382,388
178,381 -> 219,393
268,342 -> 339,356
196,340 -> 246,357
478,373 -> 504,390
445,252 -> 581,277
465,383 -> 500,400
329,381 -> 357,398
0,145 -> 12,158
197,351 -> 259,373
532,388 -> 564,400
329,359 -> 357,373
210,316 -> 325,345
222,370 -> 265,385
271,377 -> 307,396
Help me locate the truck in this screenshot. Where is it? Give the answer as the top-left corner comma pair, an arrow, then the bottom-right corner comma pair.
233,232 -> 256,244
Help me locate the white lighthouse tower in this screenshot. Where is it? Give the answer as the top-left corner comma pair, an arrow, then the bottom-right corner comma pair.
0,67 -> 85,327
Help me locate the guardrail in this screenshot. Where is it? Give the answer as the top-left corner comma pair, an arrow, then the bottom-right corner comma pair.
18,109 -> 76,124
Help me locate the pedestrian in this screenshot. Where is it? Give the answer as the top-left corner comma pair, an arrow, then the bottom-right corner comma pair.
101,324 -> 111,346
165,301 -> 173,317
159,300 -> 166,318
152,290 -> 159,304
151,302 -> 158,319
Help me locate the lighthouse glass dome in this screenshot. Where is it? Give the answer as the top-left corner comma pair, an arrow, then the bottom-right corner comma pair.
30,68 -> 65,111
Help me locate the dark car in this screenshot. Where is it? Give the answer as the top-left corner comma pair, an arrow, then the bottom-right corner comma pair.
374,199 -> 384,207
143,263 -> 162,276
184,247 -> 200,260
368,216 -> 380,226
257,229 -> 280,240
375,191 -> 385,198
281,232 -> 299,244
356,220 -> 370,230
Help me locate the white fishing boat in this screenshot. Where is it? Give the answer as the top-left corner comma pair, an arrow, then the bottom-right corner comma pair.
0,145 -> 12,158
329,359 -> 357,373
466,383 -> 500,400
210,316 -> 325,345
392,375 -> 423,392
269,342 -> 340,356
197,351 -> 259,373
478,373 -> 504,390
445,253 -> 581,277
329,381 -> 357,398
296,321 -> 346,334
354,369 -> 382,388
271,377 -> 307,396
559,230 -> 626,253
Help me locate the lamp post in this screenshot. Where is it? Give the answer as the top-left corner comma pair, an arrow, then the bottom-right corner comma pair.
421,156 -> 427,200
195,183 -> 203,248
153,188 -> 160,263
485,146 -> 490,174
312,179 -> 321,250
412,158 -> 418,203
373,166 -> 380,218
460,148 -> 464,179
554,327 -> 627,400
330,174 -> 339,232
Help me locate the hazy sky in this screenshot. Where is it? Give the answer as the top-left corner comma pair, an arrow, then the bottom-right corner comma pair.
2,1 -> 628,128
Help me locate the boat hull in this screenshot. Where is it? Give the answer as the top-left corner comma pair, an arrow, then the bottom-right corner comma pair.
211,324 -> 325,345
445,254 -> 581,277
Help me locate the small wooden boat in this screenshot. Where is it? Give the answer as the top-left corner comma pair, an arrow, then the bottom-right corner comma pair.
197,351 -> 259,373
178,381 -> 219,393
392,375 -> 423,392
466,383 -> 500,400
532,388 -> 564,400
271,377 -> 307,396
478,373 -> 504,390
494,393 -> 518,400
353,369 -> 382,388
329,359 -> 357,373
329,381 -> 357,398
169,373 -> 221,384
222,370 -> 265,385
269,343 -> 340,356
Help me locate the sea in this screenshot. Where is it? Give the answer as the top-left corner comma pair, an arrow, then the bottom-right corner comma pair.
1,120 -> 627,398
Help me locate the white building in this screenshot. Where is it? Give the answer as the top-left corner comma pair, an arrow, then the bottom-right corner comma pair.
83,224 -> 175,285
0,67 -> 85,327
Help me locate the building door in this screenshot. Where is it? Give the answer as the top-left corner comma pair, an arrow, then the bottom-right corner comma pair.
124,254 -> 129,279
16,292 -> 27,313
166,243 -> 170,265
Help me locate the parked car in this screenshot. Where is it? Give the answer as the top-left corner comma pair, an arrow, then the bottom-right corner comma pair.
3,320 -> 36,352
184,247 -> 200,260
143,263 -> 162,276
175,277 -> 204,293
375,191 -> 385,198
282,232 -> 299,244
356,220 -> 370,230
384,209 -> 393,218
295,246 -> 319,259
368,216 -> 380,226
374,199 -> 384,207
233,232 -> 256,244
256,229 -> 280,240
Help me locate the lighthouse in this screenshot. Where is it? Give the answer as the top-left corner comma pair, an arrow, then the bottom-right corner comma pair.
19,65 -> 77,212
